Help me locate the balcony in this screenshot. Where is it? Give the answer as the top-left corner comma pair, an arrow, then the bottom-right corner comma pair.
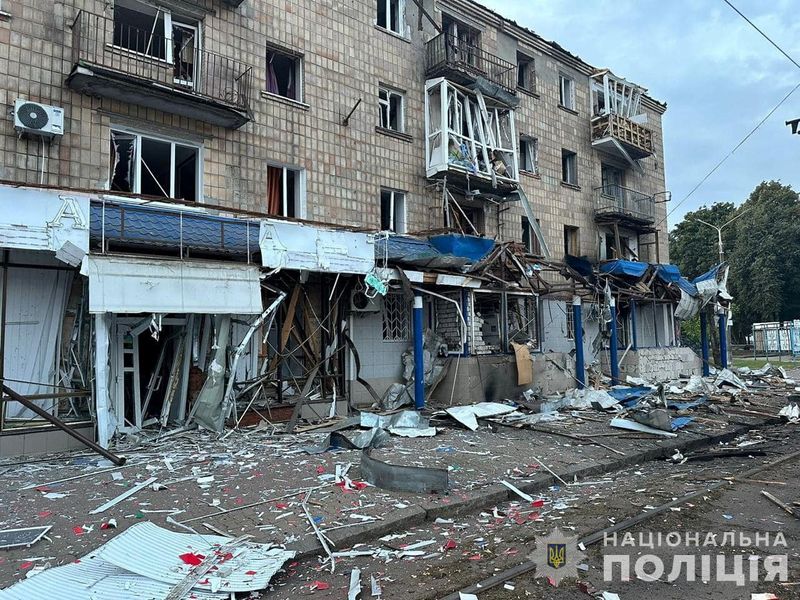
425,32 -> 517,98
594,185 -> 656,230
66,11 -> 253,129
591,113 -> 654,162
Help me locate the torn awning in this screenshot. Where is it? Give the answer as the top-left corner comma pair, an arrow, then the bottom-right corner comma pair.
654,264 -> 698,296
259,219 -> 375,274
82,255 -> 263,314
599,259 -> 649,278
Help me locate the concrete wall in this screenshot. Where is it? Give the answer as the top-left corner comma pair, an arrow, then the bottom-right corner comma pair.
0,424 -> 95,457
617,347 -> 702,381
0,0 -> 668,260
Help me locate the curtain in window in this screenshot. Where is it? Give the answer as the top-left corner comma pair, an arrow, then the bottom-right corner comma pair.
267,55 -> 280,94
266,166 -> 282,215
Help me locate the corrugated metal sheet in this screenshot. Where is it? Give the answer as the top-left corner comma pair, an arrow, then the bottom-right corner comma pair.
91,200 -> 258,258
0,555 -> 228,599
82,255 -> 263,314
95,522 -> 295,593
259,219 -> 375,274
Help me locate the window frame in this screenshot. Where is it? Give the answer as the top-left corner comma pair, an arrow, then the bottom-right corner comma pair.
559,73 -> 576,111
516,52 -> 535,93
522,216 -> 542,256
109,126 -> 203,202
519,135 -> 538,174
378,85 -> 406,133
266,163 -> 307,219
380,188 -> 407,234
265,43 -> 304,103
376,0 -> 406,36
563,225 -> 579,257
561,149 -> 577,185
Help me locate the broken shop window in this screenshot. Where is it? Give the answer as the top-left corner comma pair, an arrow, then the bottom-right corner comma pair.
266,45 -> 303,101
109,129 -> 200,201
469,291 -> 538,355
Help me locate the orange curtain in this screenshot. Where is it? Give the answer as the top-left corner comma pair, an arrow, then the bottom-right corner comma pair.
266,166 -> 282,215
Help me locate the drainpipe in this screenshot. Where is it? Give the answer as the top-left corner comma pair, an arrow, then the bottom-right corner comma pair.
413,293 -> 425,409
700,311 -> 710,376
630,300 -> 638,351
609,297 -> 620,385
718,307 -> 728,369
573,296 -> 585,389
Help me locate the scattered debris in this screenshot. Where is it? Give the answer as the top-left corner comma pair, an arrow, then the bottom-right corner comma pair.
0,526 -> 51,550
360,450 -> 449,493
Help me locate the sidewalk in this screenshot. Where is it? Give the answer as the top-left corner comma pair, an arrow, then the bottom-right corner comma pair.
0,374 -> 793,592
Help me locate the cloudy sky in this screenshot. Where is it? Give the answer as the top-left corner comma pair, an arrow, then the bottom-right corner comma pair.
481,0 -> 800,228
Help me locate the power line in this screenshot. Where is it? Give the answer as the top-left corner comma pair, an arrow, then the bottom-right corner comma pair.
659,1 -> 800,226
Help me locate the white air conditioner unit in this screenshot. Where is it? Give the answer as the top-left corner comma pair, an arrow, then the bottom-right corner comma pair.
350,289 -> 381,313
14,99 -> 64,139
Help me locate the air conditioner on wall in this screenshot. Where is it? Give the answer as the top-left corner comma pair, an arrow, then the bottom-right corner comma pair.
14,99 -> 64,139
350,289 -> 381,313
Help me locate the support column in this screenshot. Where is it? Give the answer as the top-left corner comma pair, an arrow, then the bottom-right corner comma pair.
630,300 -> 638,350
94,313 -> 114,449
718,308 -> 728,369
609,297 -> 620,385
700,311 -> 710,377
573,296 -> 585,389
413,293 -> 425,409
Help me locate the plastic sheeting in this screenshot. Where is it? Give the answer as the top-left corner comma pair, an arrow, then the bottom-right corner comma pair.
599,260 -> 649,278
189,315 -> 231,433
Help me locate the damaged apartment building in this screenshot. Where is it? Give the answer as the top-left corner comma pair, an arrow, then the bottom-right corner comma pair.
0,0 -> 712,455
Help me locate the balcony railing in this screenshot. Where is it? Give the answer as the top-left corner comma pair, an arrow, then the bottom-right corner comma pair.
70,10 -> 253,112
591,113 -> 654,158
594,185 -> 655,224
425,32 -> 517,95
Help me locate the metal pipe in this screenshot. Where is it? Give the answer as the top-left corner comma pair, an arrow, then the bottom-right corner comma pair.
413,294 -> 425,409
573,296 -> 585,388
1,384 -> 126,466
700,312 -> 711,376
609,297 -> 620,385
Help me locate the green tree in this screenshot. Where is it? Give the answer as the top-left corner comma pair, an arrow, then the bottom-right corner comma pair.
728,181 -> 800,339
668,202 -> 737,279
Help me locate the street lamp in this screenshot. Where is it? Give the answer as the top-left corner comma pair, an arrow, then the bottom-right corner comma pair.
694,206 -> 752,263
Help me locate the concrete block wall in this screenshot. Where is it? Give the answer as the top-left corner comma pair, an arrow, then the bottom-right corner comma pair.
617,347 -> 702,382
0,0 -> 668,261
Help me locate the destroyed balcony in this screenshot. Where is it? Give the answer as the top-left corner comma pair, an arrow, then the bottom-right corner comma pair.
425,32 -> 517,97
594,185 -> 656,230
424,78 -> 519,195
591,113 -> 654,162
66,11 -> 253,129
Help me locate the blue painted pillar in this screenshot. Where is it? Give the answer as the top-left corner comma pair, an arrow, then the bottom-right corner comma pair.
609,297 -> 620,385
700,311 -> 710,376
718,309 -> 728,369
573,296 -> 585,388
630,300 -> 638,351
413,293 -> 425,409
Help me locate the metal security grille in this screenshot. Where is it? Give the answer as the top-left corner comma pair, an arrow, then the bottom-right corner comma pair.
382,293 -> 410,341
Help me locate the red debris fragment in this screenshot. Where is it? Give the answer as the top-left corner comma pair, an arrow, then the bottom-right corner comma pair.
19,562 -> 33,570
316,465 -> 326,474
442,539 -> 457,551
547,576 -> 557,587
245,570 -> 257,576
72,526 -> 85,536
531,499 -> 545,508
275,502 -> 289,510
179,552 -> 206,566
467,554 -> 482,561
37,511 -> 51,519
310,581 -> 330,590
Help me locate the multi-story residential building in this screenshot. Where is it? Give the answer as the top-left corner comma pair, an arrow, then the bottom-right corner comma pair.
0,0 -> 700,455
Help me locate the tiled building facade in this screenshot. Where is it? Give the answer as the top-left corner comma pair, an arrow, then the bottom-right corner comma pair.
0,0 -> 669,261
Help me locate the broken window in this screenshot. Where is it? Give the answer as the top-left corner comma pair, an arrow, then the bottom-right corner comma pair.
507,294 -> 539,350
110,129 -> 200,201
266,165 -> 304,217
559,74 -> 575,111
378,86 -> 405,133
382,292 -> 410,341
113,0 -> 200,88
442,14 -> 481,68
376,0 -> 404,35
522,216 -> 542,256
449,201 -> 484,235
380,189 -> 406,233
266,45 -> 302,101
563,225 -> 579,256
565,302 -> 575,340
561,149 -> 577,185
601,163 -> 625,200
471,292 -> 502,355
517,52 -> 535,92
519,136 -> 538,174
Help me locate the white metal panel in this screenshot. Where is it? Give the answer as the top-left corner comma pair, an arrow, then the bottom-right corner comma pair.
259,219 -> 375,274
0,185 -> 90,261
83,256 -> 263,314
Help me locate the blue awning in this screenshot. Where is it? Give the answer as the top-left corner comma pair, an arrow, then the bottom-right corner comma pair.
375,235 -> 471,269
654,264 -> 698,297
692,264 -> 723,284
599,260 -> 649,278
